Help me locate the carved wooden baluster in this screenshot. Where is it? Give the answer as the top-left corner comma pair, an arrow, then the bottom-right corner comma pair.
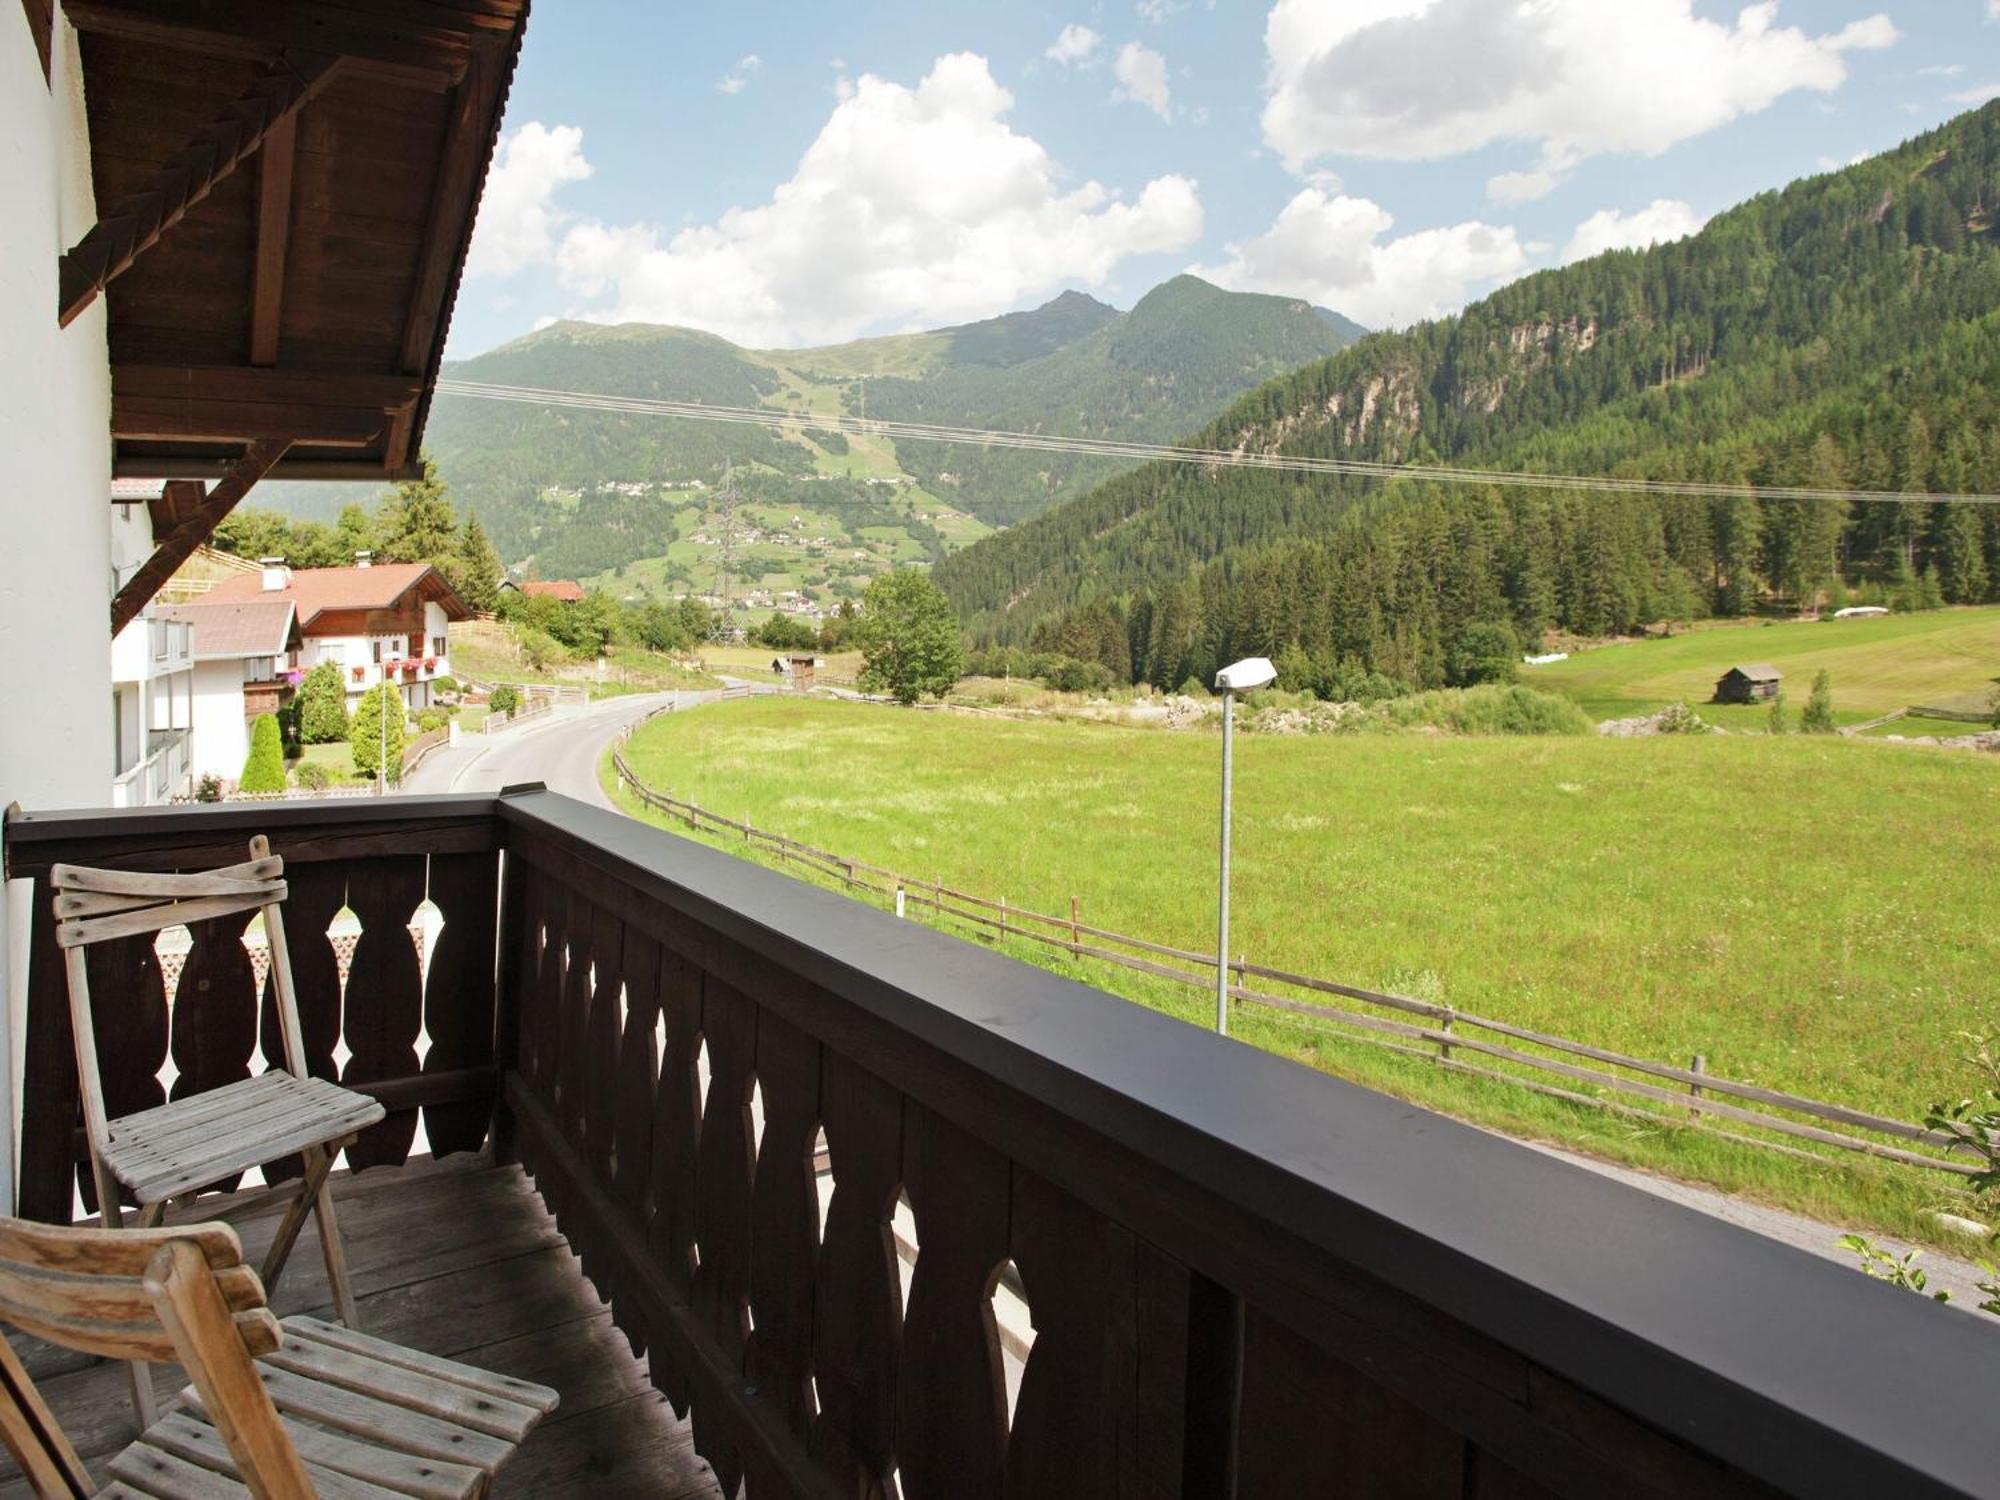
557,889 -> 595,1145
341,854 -> 426,1169
811,1051 -> 904,1495
648,949 -> 703,1413
747,1011 -> 823,1448
898,1102 -> 1011,1500
585,901 -> 626,1185
527,867 -> 565,1099
1004,1167 -> 1142,1499
260,860 -> 345,1184
610,929 -> 663,1359
691,977 -> 757,1494
19,877 -> 82,1224
78,933 -> 168,1212
422,850 -> 498,1158
171,906 -> 261,1190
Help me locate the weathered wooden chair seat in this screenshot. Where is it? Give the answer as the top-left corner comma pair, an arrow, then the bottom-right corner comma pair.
0,1218 -> 557,1500
99,1077 -> 384,1208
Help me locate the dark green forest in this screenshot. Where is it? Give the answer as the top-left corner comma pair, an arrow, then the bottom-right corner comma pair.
936,104 -> 2000,696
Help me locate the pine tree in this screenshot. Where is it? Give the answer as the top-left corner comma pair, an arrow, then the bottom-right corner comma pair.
1800,670 -> 1837,733
239,714 -> 286,792
379,458 -> 457,565
349,683 -> 408,784
1765,690 -> 1790,734
454,511 -> 504,613
1936,505 -> 1989,604
295,661 -> 348,744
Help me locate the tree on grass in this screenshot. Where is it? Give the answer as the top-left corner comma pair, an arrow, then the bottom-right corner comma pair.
350,683 -> 407,784
854,569 -> 963,704
295,661 -> 348,744
239,714 -> 286,792
1765,689 -> 1790,734
453,510 -> 504,614
1800,670 -> 1837,733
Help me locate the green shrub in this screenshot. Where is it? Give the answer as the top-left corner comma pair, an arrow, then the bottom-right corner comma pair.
1766,690 -> 1790,734
417,707 -> 450,734
349,684 -> 407,783
1652,702 -> 1715,735
1367,685 -> 1593,736
519,627 -> 568,670
432,675 -> 459,696
239,714 -> 286,792
194,773 -> 223,804
295,661 -> 348,744
1177,676 -> 1209,699
294,760 -> 332,792
490,684 -> 521,716
1800,670 -> 1837,733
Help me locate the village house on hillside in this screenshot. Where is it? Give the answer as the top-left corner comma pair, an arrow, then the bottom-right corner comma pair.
1713,664 -> 1784,704
149,596 -> 302,784
201,557 -> 469,711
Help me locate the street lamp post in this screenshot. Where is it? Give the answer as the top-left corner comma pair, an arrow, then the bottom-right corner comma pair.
1212,657 -> 1276,1035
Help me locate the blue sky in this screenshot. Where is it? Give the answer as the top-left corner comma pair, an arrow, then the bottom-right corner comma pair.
450,0 -> 2000,356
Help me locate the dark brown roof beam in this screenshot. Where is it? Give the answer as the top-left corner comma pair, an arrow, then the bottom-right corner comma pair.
249,112 -> 297,366
113,393 -> 389,447
110,438 -> 291,636
58,51 -> 341,329
61,0 -> 498,91
114,366 -> 423,409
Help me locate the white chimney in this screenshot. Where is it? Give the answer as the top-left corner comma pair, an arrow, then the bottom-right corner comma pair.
354,550 -> 373,569
259,557 -> 291,592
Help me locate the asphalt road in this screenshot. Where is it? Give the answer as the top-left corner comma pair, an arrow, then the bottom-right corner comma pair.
400,690 -> 712,805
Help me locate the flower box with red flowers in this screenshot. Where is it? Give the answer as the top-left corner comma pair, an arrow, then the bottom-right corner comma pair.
423,657 -> 438,672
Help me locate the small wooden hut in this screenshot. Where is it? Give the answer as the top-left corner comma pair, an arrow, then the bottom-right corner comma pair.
1713,664 -> 1782,704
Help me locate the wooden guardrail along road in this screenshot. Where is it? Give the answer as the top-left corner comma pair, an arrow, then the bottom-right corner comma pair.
611,744 -> 1992,1183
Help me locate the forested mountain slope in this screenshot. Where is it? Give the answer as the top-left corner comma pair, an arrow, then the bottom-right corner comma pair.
935,104 -> 2000,695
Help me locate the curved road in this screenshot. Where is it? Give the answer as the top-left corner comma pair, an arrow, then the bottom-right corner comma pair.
400,690 -> 714,805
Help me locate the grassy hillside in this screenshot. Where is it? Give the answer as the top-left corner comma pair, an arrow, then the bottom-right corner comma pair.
937,104 -> 2000,666
608,697 -> 2000,1240
1532,606 -> 2000,726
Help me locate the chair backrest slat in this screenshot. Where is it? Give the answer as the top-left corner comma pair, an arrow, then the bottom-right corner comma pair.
0,1218 -> 305,1494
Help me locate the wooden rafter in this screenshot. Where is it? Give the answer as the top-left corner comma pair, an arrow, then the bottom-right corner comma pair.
111,364 -> 414,449
57,51 -> 340,329
144,480 -> 210,540
60,0 -> 499,90
110,439 -> 291,636
398,44 -> 502,374
249,113 -> 298,366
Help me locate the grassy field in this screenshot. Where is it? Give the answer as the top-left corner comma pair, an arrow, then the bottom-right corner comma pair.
698,645 -> 866,680
607,696 -> 2000,1242
449,622 -> 718,698
1530,606 -> 2000,728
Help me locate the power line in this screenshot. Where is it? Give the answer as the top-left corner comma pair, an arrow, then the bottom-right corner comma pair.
434,378 -> 2000,508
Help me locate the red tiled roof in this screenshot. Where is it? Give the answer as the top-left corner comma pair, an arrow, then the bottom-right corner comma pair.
203,563 -> 470,628
151,599 -> 298,660
521,580 -> 585,602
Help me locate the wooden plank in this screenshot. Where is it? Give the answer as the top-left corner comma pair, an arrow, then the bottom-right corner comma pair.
808,1051 -> 901,1493
419,851 -> 498,1157
339,855 -> 426,1169
280,1316 -> 556,1416
111,394 -> 385,446
396,42 -> 498,374
17,877 -> 81,1224
744,1012 -> 820,1451
896,1102 -> 1010,1500
130,1414 -> 409,1500
256,1334 -> 544,1441
110,366 -> 422,411
57,888 -> 286,949
242,1367 -> 513,1473
248,112 -> 295,365
110,438 -> 290,636
260,860 -> 346,1184
60,52 -> 342,328
50,858 -> 279,903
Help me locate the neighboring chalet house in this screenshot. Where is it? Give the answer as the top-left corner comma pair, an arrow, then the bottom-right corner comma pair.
1714,664 -> 1784,704
107,613 -> 194,806
202,560 -> 470,711
148,596 -> 302,784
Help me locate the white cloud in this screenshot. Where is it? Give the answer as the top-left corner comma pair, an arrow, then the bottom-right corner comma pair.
531,54 -> 1202,347
1561,199 -> 1706,263
1260,0 -> 1898,197
1046,23 -> 1103,66
1990,0 -> 1999,21
717,54 -> 761,95
1190,187 -> 1525,329
1917,63 -> 1965,77
1487,167 -> 1559,205
1112,41 -> 1172,118
1136,0 -> 1186,21
1949,81 -> 2000,105
466,123 -> 592,278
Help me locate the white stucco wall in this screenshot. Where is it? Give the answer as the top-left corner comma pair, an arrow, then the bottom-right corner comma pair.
0,9 -> 113,1211
187,661 -> 251,782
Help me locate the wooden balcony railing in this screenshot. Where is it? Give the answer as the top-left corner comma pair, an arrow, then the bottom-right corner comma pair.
5,793 -> 1995,1500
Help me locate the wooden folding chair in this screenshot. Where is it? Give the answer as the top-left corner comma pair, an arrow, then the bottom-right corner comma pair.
0,1214 -> 556,1497
52,837 -> 386,1427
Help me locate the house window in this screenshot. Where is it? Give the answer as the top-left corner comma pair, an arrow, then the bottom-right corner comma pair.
244,658 -> 276,684
371,640 -> 383,663
432,636 -> 447,657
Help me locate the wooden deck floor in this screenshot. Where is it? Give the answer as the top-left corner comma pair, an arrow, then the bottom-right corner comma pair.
0,1154 -> 725,1499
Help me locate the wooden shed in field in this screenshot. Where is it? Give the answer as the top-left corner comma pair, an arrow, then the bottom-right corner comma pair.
1714,664 -> 1783,704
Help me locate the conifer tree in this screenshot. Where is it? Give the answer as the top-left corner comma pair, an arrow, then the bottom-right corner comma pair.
454,510 -> 504,613
379,458 -> 457,566
239,714 -> 286,792
295,661 -> 348,744
350,683 -> 407,784
1800,670 -> 1837,733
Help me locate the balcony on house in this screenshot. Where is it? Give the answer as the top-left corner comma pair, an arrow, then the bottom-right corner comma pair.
2,790 -> 1992,1499
108,618 -> 194,807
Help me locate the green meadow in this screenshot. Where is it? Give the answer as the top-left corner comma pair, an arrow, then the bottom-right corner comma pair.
1528,605 -> 2000,728
608,697 -> 2000,1242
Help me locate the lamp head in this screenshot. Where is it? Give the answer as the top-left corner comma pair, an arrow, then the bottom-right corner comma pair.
1214,657 -> 1277,694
